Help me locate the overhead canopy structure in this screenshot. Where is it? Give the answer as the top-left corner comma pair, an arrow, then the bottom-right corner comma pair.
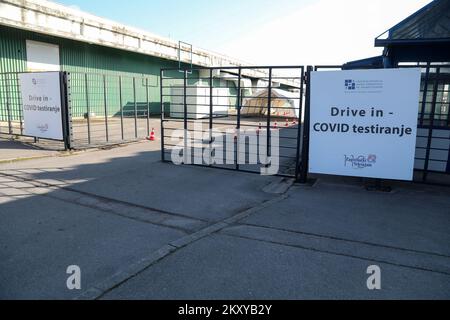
375,0 -> 450,45
241,89 -> 300,118
375,0 -> 450,65
342,56 -> 384,70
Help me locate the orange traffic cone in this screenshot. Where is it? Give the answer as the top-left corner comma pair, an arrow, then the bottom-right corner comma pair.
147,128 -> 156,141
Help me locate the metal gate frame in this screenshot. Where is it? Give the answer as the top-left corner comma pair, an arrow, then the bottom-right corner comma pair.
161,64 -> 449,185
160,65 -> 306,181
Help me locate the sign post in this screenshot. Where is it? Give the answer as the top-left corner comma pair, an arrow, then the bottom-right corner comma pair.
309,68 -> 421,181
19,72 -> 70,147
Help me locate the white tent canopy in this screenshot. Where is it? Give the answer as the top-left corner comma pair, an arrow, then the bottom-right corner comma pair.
241,88 -> 301,118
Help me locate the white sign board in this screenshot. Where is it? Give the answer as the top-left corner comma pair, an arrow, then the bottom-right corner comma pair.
309,68 -> 421,181
19,72 -> 64,140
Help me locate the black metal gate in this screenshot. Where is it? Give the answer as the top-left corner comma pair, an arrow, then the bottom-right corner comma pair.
160,66 -> 306,180
161,64 -> 450,185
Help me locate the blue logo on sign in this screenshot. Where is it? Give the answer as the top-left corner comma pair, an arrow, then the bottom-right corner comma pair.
345,79 -> 356,90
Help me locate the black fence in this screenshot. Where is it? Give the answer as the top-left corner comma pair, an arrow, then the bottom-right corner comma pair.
67,72 -> 159,148
161,65 -> 450,185
1,66 -> 448,185
0,71 -> 159,149
0,72 -> 24,137
160,66 -> 305,179
414,63 -> 450,184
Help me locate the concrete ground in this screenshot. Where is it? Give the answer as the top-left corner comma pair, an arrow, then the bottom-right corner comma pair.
0,138 -> 449,299
0,138 -> 62,162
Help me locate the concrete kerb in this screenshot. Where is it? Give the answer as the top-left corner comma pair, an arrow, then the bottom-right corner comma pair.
0,139 -> 150,165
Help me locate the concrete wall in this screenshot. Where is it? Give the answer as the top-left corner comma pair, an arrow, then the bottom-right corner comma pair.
0,0 -> 249,69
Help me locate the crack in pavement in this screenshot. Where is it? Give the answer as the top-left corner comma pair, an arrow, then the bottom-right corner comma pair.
0,172 -> 210,233
77,194 -> 290,300
0,170 -> 291,300
218,231 -> 450,277
239,222 -> 450,259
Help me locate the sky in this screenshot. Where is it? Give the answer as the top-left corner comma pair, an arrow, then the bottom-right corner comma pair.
56,0 -> 431,65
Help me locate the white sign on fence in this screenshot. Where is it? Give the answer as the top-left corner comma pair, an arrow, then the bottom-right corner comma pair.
309,68 -> 421,181
19,72 -> 64,140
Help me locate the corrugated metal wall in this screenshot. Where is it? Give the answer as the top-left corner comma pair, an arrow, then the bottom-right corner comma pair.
0,25 -> 182,119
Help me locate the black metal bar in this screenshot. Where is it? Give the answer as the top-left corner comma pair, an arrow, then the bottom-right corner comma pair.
119,76 -> 124,141
423,66 -> 441,182
236,67 -> 242,170
85,73 -> 91,145
17,74 -> 23,135
60,72 -> 73,150
146,77 -> 150,136
160,69 -> 165,161
266,68 -> 273,164
0,79 -> 3,135
66,73 -> 74,149
103,74 -> 109,142
183,69 -> 188,164
294,66 -> 305,181
419,63 -> 431,126
133,77 -> 138,138
5,75 -> 12,134
447,94 -> 450,127
209,68 -> 213,165
314,65 -> 342,71
162,65 -> 306,71
299,66 -> 313,183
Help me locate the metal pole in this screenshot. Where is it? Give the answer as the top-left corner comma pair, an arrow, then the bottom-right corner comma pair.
60,72 -> 73,150
419,63 -> 431,126
236,67 -> 242,170
294,66 -> 305,181
133,77 -> 138,138
146,77 -> 150,136
209,68 -> 214,166
447,93 -> 450,128
5,75 -> 12,134
183,70 -> 188,164
423,66 -> 440,182
85,73 -> 91,145
299,66 -> 313,183
266,68 -> 273,166
17,74 -> 23,135
103,74 -> 109,142
119,76 -> 124,141
160,70 -> 165,161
